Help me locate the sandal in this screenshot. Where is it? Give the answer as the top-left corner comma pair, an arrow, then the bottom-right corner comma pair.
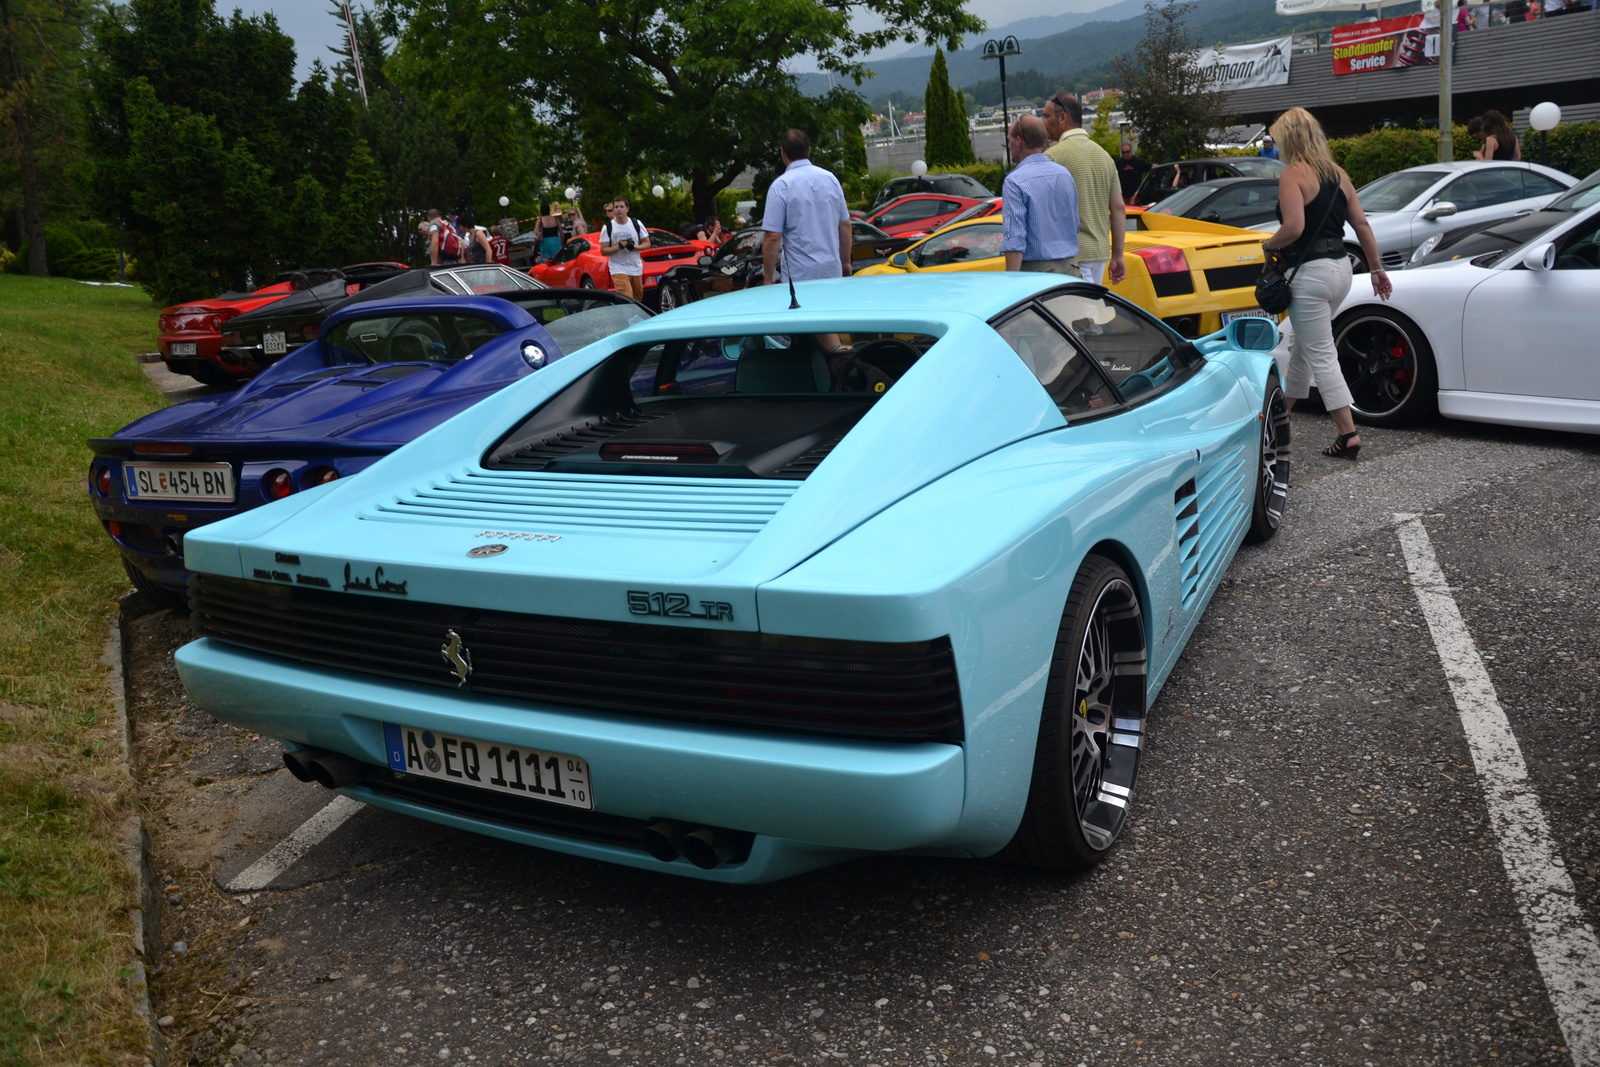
1322,431 -> 1361,460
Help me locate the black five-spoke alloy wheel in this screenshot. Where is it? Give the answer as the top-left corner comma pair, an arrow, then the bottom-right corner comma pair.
1334,308 -> 1437,426
1005,554 -> 1147,870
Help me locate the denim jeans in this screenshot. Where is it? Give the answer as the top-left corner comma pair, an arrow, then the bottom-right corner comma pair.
1285,256 -> 1354,410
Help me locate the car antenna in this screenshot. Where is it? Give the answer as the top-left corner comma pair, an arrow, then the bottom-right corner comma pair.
781,238 -> 800,310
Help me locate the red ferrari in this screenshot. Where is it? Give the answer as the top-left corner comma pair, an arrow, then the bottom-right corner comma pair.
859,193 -> 985,239
157,263 -> 408,386
529,229 -> 716,310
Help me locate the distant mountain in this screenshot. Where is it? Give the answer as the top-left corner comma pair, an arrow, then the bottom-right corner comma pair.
870,0 -> 1143,61
802,0 -> 1404,101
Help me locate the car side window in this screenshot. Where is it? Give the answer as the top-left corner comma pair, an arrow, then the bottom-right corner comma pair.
1444,169 -> 1526,211
1208,184 -> 1276,222
910,224 -> 1003,267
879,198 -> 943,226
456,266 -> 523,292
995,308 -> 1118,419
1041,293 -> 1189,401
1522,172 -> 1565,199
430,274 -> 467,294
1554,215 -> 1600,270
323,313 -> 504,366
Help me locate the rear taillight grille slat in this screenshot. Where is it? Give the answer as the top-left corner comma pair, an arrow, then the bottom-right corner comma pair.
1202,264 -> 1263,292
190,575 -> 964,743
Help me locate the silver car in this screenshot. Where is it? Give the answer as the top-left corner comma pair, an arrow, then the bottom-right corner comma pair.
1344,161 -> 1574,272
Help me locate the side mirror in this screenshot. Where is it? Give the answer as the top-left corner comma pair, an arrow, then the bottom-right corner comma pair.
890,252 -> 911,269
1201,212 -> 1222,223
1521,242 -> 1556,271
697,255 -> 713,267
1226,315 -> 1279,351
1422,201 -> 1458,221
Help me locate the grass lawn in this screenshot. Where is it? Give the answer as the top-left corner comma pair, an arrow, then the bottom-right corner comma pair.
0,276 -> 163,1065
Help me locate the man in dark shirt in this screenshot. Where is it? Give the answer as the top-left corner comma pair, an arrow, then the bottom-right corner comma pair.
1116,143 -> 1152,201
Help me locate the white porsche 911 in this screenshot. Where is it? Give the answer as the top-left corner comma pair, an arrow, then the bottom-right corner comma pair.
1330,199 -> 1600,433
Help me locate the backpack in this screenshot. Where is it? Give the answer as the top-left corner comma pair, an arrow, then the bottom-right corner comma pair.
437,221 -> 462,258
604,218 -> 644,246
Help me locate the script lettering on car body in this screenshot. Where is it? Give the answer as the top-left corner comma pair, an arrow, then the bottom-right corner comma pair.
626,591 -> 734,622
343,562 -> 408,596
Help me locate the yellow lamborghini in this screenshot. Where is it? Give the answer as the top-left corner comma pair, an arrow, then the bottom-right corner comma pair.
855,212 -> 1275,338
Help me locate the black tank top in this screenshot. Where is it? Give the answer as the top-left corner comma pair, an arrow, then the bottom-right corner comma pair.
1492,136 -> 1517,160
1275,178 -> 1347,262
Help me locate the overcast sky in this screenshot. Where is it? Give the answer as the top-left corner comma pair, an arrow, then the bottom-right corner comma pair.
231,0 -> 1115,84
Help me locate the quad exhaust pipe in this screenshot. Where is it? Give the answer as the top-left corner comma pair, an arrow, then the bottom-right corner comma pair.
282,748 -> 364,789
640,821 -> 740,869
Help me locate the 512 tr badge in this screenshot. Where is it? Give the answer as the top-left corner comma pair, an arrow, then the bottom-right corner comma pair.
627,591 -> 734,622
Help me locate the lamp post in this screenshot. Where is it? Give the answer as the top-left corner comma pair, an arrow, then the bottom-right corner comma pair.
1436,0 -> 1453,161
982,36 -> 1023,168
1529,102 -> 1561,167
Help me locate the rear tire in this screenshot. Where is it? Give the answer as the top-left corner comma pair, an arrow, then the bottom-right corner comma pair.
579,276 -> 596,289
1245,380 -> 1290,543
1334,307 -> 1438,427
123,559 -> 187,612
1346,245 -> 1369,274
1003,554 -> 1147,871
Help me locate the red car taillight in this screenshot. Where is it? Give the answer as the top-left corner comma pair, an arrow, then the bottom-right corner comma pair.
303,466 -> 339,487
107,520 -> 123,538
599,442 -> 720,463
95,465 -> 112,496
262,469 -> 293,500
134,442 -> 191,456
1130,246 -> 1189,275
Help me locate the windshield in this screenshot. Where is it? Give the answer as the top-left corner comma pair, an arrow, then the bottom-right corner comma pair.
1227,158 -> 1287,177
1358,170 -> 1446,212
1550,169 -> 1600,212
1148,184 -> 1216,217
540,304 -> 650,353
323,313 -> 504,365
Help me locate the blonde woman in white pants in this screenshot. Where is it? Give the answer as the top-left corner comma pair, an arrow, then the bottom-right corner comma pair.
1261,108 -> 1391,460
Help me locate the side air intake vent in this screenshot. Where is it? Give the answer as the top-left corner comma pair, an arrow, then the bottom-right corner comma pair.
1174,478 -> 1200,605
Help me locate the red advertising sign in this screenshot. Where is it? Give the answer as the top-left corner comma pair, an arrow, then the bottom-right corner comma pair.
1331,14 -> 1439,74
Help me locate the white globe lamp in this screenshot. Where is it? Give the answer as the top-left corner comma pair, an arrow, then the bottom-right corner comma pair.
911,160 -> 928,177
564,186 -> 577,200
1529,103 -> 1561,166
652,184 -> 665,198
498,195 -> 510,207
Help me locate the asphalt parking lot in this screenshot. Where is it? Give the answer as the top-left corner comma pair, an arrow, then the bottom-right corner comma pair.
128,402 -> 1600,1067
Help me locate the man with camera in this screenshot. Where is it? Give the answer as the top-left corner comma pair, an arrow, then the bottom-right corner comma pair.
600,196 -> 650,301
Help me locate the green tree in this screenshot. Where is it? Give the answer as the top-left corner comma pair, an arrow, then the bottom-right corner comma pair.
0,0 -> 90,275
1088,92 -> 1121,155
381,0 -> 983,220
947,83 -> 975,164
922,48 -> 951,165
1113,0 -> 1225,164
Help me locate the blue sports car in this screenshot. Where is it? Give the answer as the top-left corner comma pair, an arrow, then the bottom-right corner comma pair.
173,274 -> 1288,882
89,289 -> 650,606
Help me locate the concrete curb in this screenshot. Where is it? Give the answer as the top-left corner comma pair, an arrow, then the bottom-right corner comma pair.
105,613 -> 166,1066
135,351 -> 163,364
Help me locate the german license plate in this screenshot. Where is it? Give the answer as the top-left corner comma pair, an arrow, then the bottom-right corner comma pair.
263,331 -> 287,355
169,342 -> 197,356
383,724 -> 593,810
123,462 -> 234,501
1222,308 -> 1273,324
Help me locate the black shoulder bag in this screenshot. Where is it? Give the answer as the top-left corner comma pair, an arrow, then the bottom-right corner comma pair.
1256,182 -> 1341,315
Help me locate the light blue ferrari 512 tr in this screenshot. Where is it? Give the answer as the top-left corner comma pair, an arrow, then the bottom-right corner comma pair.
174,274 -> 1288,883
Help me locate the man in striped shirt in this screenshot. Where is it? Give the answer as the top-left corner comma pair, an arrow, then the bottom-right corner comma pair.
1044,92 -> 1127,286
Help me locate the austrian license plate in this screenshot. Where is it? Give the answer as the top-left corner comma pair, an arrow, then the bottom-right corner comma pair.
169,342 -> 197,356
262,331 -> 287,355
383,724 -> 593,810
1222,308 -> 1273,324
123,462 -> 234,502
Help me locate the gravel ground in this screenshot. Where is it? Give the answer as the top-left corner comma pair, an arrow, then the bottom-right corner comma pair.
126,409 -> 1600,1066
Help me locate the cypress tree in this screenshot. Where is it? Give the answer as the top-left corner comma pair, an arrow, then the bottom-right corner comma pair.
922,48 -> 950,165
948,84 -> 975,164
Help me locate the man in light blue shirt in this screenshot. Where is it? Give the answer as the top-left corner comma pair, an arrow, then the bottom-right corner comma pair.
762,129 -> 853,286
1001,115 -> 1080,274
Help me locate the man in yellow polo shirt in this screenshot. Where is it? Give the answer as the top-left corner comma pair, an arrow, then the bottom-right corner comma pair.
1043,93 -> 1127,287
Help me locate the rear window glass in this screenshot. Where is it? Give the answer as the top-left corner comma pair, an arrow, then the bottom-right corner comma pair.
323,313 -> 504,365
510,297 -> 650,354
628,332 -> 937,400
1042,292 -> 1191,399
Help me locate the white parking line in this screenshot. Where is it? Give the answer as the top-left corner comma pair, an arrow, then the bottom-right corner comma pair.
224,794 -> 365,893
1396,513 -> 1600,1065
